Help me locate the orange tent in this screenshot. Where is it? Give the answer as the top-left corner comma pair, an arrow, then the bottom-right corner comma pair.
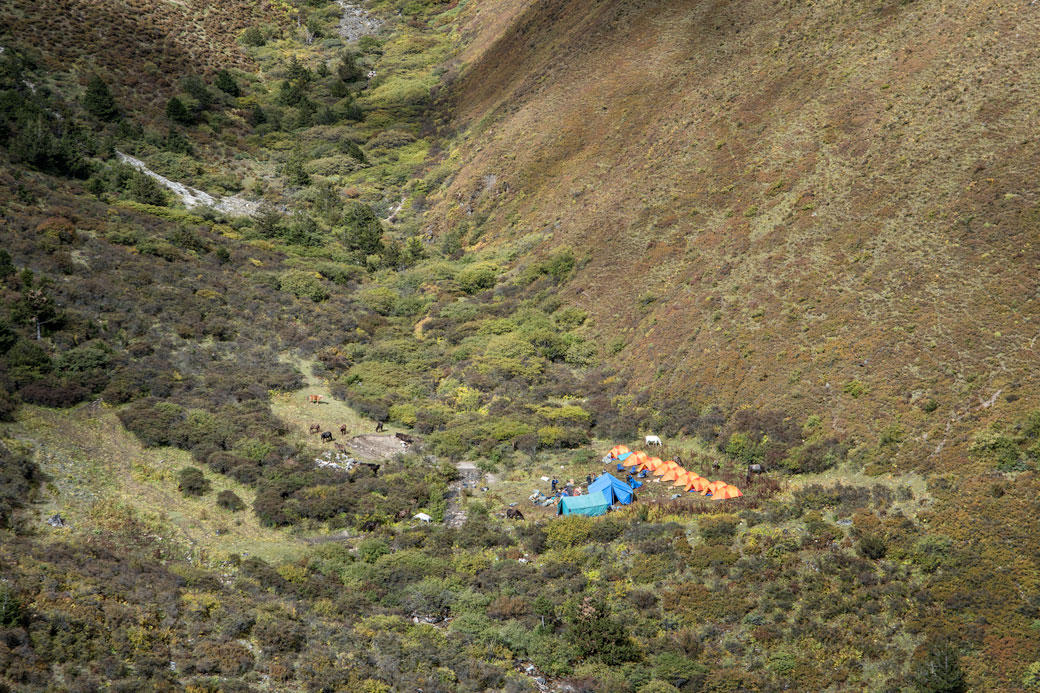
661,467 -> 684,483
652,464 -> 670,476
701,480 -> 728,495
684,476 -> 710,492
617,445 -> 631,456
672,471 -> 694,487
712,485 -> 743,500
608,446 -> 620,459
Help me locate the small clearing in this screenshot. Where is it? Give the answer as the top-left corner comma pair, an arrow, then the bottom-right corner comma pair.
346,433 -> 408,461
337,0 -> 382,42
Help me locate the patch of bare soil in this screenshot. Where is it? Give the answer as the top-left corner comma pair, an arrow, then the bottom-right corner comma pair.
345,433 -> 408,461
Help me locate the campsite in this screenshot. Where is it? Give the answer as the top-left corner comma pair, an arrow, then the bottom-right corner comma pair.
2,0 -> 1040,689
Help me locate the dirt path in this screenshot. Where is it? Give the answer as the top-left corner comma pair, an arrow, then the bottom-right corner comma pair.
445,461 -> 484,527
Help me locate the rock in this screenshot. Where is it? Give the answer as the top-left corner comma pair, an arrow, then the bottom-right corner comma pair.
46,514 -> 67,528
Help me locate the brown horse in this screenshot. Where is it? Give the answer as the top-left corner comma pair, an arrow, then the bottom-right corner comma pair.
340,424 -> 347,435
309,423 -> 321,434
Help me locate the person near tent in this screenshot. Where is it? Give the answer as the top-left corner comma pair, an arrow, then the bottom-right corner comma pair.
586,474 -> 592,485
626,473 -> 634,485
551,478 -> 558,492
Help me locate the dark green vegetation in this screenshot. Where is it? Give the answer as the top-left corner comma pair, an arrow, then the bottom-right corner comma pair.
1,0 -> 1039,690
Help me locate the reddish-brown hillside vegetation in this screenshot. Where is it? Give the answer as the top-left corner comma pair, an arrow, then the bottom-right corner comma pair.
433,0 -> 1040,467
2,0 -> 288,107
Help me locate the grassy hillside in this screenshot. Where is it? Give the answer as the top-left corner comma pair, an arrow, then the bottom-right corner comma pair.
431,0 -> 1040,469
1,0 -> 1040,691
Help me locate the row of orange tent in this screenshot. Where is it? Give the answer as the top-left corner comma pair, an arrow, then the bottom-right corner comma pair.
608,446 -> 743,500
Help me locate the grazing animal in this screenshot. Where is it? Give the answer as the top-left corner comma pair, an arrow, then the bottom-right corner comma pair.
308,394 -> 324,404
413,512 -> 432,524
395,432 -> 415,445
309,423 -> 321,434
320,431 -> 333,443
375,421 -> 384,432
749,464 -> 763,474
334,442 -> 348,453
396,509 -> 409,520
505,508 -> 525,520
645,435 -> 662,446
360,520 -> 379,532
355,462 -> 380,477
340,424 -> 347,435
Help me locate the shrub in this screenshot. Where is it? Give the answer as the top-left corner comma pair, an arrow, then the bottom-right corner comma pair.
857,534 -> 887,560
456,263 -> 498,294
178,467 -> 211,497
216,490 -> 246,512
546,515 -> 593,549
280,269 -> 329,302
698,515 -> 739,545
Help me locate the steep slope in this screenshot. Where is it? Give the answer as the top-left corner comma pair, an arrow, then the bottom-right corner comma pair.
433,0 -> 1040,465
2,0 -> 289,108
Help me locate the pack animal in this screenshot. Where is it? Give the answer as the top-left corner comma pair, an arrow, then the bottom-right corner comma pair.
334,442 -> 348,453
309,423 -> 321,434
505,509 -> 525,520
340,424 -> 347,435
645,435 -> 662,446
395,432 -> 415,445
375,421 -> 384,432
320,431 -> 333,443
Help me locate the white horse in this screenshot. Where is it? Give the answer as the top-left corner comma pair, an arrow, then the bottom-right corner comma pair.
413,513 -> 432,524
645,435 -> 662,446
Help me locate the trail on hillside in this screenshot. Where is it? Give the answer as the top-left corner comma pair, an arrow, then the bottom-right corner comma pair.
336,0 -> 381,42
116,151 -> 259,217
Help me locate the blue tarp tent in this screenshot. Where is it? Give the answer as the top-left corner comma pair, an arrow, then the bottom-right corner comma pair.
557,491 -> 610,517
617,451 -> 633,461
589,473 -> 635,505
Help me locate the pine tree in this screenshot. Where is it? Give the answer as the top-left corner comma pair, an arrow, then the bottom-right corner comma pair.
83,76 -> 119,121
214,69 -> 240,97
165,97 -> 193,126
913,641 -> 967,693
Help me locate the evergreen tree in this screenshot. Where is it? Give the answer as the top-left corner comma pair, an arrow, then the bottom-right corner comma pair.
336,52 -> 363,83
284,153 -> 310,187
214,69 -> 240,97
181,74 -> 213,109
165,97 -> 193,126
341,202 -> 384,255
249,103 -> 267,126
913,641 -> 967,693
83,76 -> 119,121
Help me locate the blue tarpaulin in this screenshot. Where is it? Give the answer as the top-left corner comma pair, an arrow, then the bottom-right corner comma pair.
557,491 -> 610,517
589,473 -> 635,505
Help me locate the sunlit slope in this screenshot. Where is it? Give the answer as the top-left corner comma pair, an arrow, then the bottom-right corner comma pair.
435,0 -> 1040,464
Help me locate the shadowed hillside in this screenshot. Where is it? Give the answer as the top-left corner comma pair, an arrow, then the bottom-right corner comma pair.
434,0 -> 1040,467
3,0 -> 289,109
